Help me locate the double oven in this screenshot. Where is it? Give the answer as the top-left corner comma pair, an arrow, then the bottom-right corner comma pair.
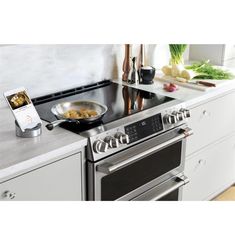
87,116 -> 192,201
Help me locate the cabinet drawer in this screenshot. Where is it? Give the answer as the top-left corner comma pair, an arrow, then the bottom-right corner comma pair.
186,92 -> 235,156
182,135 -> 235,201
0,153 -> 82,201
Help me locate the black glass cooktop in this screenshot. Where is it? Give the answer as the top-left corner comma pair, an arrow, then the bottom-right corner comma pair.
33,80 -> 175,133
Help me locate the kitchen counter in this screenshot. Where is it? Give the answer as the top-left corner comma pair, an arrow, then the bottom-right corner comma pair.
1,73 -> 235,184
114,75 -> 235,108
0,106 -> 87,183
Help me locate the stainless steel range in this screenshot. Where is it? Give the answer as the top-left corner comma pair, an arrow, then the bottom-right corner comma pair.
33,80 -> 193,201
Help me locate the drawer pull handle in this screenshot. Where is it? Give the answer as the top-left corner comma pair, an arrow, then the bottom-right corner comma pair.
198,159 -> 206,165
194,159 -> 206,171
203,110 -> 209,116
3,191 -> 16,200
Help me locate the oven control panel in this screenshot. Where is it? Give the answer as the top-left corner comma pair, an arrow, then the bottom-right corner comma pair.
125,113 -> 163,144
89,105 -> 191,161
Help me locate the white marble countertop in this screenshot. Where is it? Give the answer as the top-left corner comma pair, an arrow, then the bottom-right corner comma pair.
0,106 -> 87,183
114,76 -> 235,108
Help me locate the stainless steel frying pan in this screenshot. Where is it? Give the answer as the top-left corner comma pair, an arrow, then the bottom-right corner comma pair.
45,100 -> 107,130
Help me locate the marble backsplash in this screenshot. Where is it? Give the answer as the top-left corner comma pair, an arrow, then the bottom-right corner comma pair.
0,44 -> 184,108
0,44 -> 121,107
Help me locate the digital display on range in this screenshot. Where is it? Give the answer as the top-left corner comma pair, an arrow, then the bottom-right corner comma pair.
125,113 -> 163,144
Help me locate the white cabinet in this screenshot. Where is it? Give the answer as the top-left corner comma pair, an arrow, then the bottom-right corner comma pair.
183,90 -> 235,200
186,92 -> 235,156
0,153 -> 83,201
183,135 -> 235,200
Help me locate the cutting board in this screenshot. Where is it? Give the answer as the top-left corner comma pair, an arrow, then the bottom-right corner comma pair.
155,74 -> 232,92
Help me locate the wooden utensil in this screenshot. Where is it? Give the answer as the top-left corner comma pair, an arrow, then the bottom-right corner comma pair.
122,44 -> 132,82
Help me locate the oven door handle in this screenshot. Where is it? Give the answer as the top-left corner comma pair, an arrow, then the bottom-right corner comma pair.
132,174 -> 189,201
97,127 -> 193,174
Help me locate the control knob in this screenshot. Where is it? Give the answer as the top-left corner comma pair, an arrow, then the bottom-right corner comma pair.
114,132 -> 130,144
176,111 -> 184,121
93,139 -> 108,154
164,114 -> 177,124
104,136 -> 119,148
180,108 -> 191,118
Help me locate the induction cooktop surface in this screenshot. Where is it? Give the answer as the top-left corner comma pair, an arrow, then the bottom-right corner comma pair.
33,80 -> 175,134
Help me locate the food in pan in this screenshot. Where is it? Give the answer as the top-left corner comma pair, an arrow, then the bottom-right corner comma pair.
63,108 -> 98,119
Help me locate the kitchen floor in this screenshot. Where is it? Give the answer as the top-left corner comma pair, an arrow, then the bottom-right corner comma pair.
213,186 -> 235,201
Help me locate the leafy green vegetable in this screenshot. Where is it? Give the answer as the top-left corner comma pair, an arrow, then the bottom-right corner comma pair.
169,44 -> 187,65
186,61 -> 234,80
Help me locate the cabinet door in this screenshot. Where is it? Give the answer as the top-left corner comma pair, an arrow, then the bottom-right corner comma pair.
182,135 -> 235,201
186,92 -> 235,156
0,153 -> 82,201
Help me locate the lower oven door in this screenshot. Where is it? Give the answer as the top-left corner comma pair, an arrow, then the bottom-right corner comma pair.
132,174 -> 189,201
88,126 -> 192,201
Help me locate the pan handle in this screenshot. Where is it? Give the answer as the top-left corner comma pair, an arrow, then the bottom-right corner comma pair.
46,119 -> 71,130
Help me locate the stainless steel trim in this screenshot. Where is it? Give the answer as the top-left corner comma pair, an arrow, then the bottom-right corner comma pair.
132,174 -> 189,201
97,127 -> 193,174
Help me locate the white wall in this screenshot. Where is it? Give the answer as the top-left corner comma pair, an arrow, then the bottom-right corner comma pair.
0,44 -> 188,108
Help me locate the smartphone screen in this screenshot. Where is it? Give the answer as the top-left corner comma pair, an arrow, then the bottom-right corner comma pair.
4,87 -> 42,132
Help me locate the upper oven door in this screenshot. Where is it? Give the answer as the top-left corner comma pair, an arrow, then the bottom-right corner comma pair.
89,126 -> 193,201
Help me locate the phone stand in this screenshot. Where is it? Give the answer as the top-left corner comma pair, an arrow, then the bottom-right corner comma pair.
15,120 -> 42,138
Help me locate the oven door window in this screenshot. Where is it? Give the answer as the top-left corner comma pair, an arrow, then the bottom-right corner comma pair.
101,141 -> 182,201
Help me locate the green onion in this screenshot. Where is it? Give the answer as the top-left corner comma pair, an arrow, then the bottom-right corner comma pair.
186,61 -> 234,80
169,44 -> 187,65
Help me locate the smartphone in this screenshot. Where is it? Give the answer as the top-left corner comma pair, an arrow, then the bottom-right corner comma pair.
4,87 -> 42,132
